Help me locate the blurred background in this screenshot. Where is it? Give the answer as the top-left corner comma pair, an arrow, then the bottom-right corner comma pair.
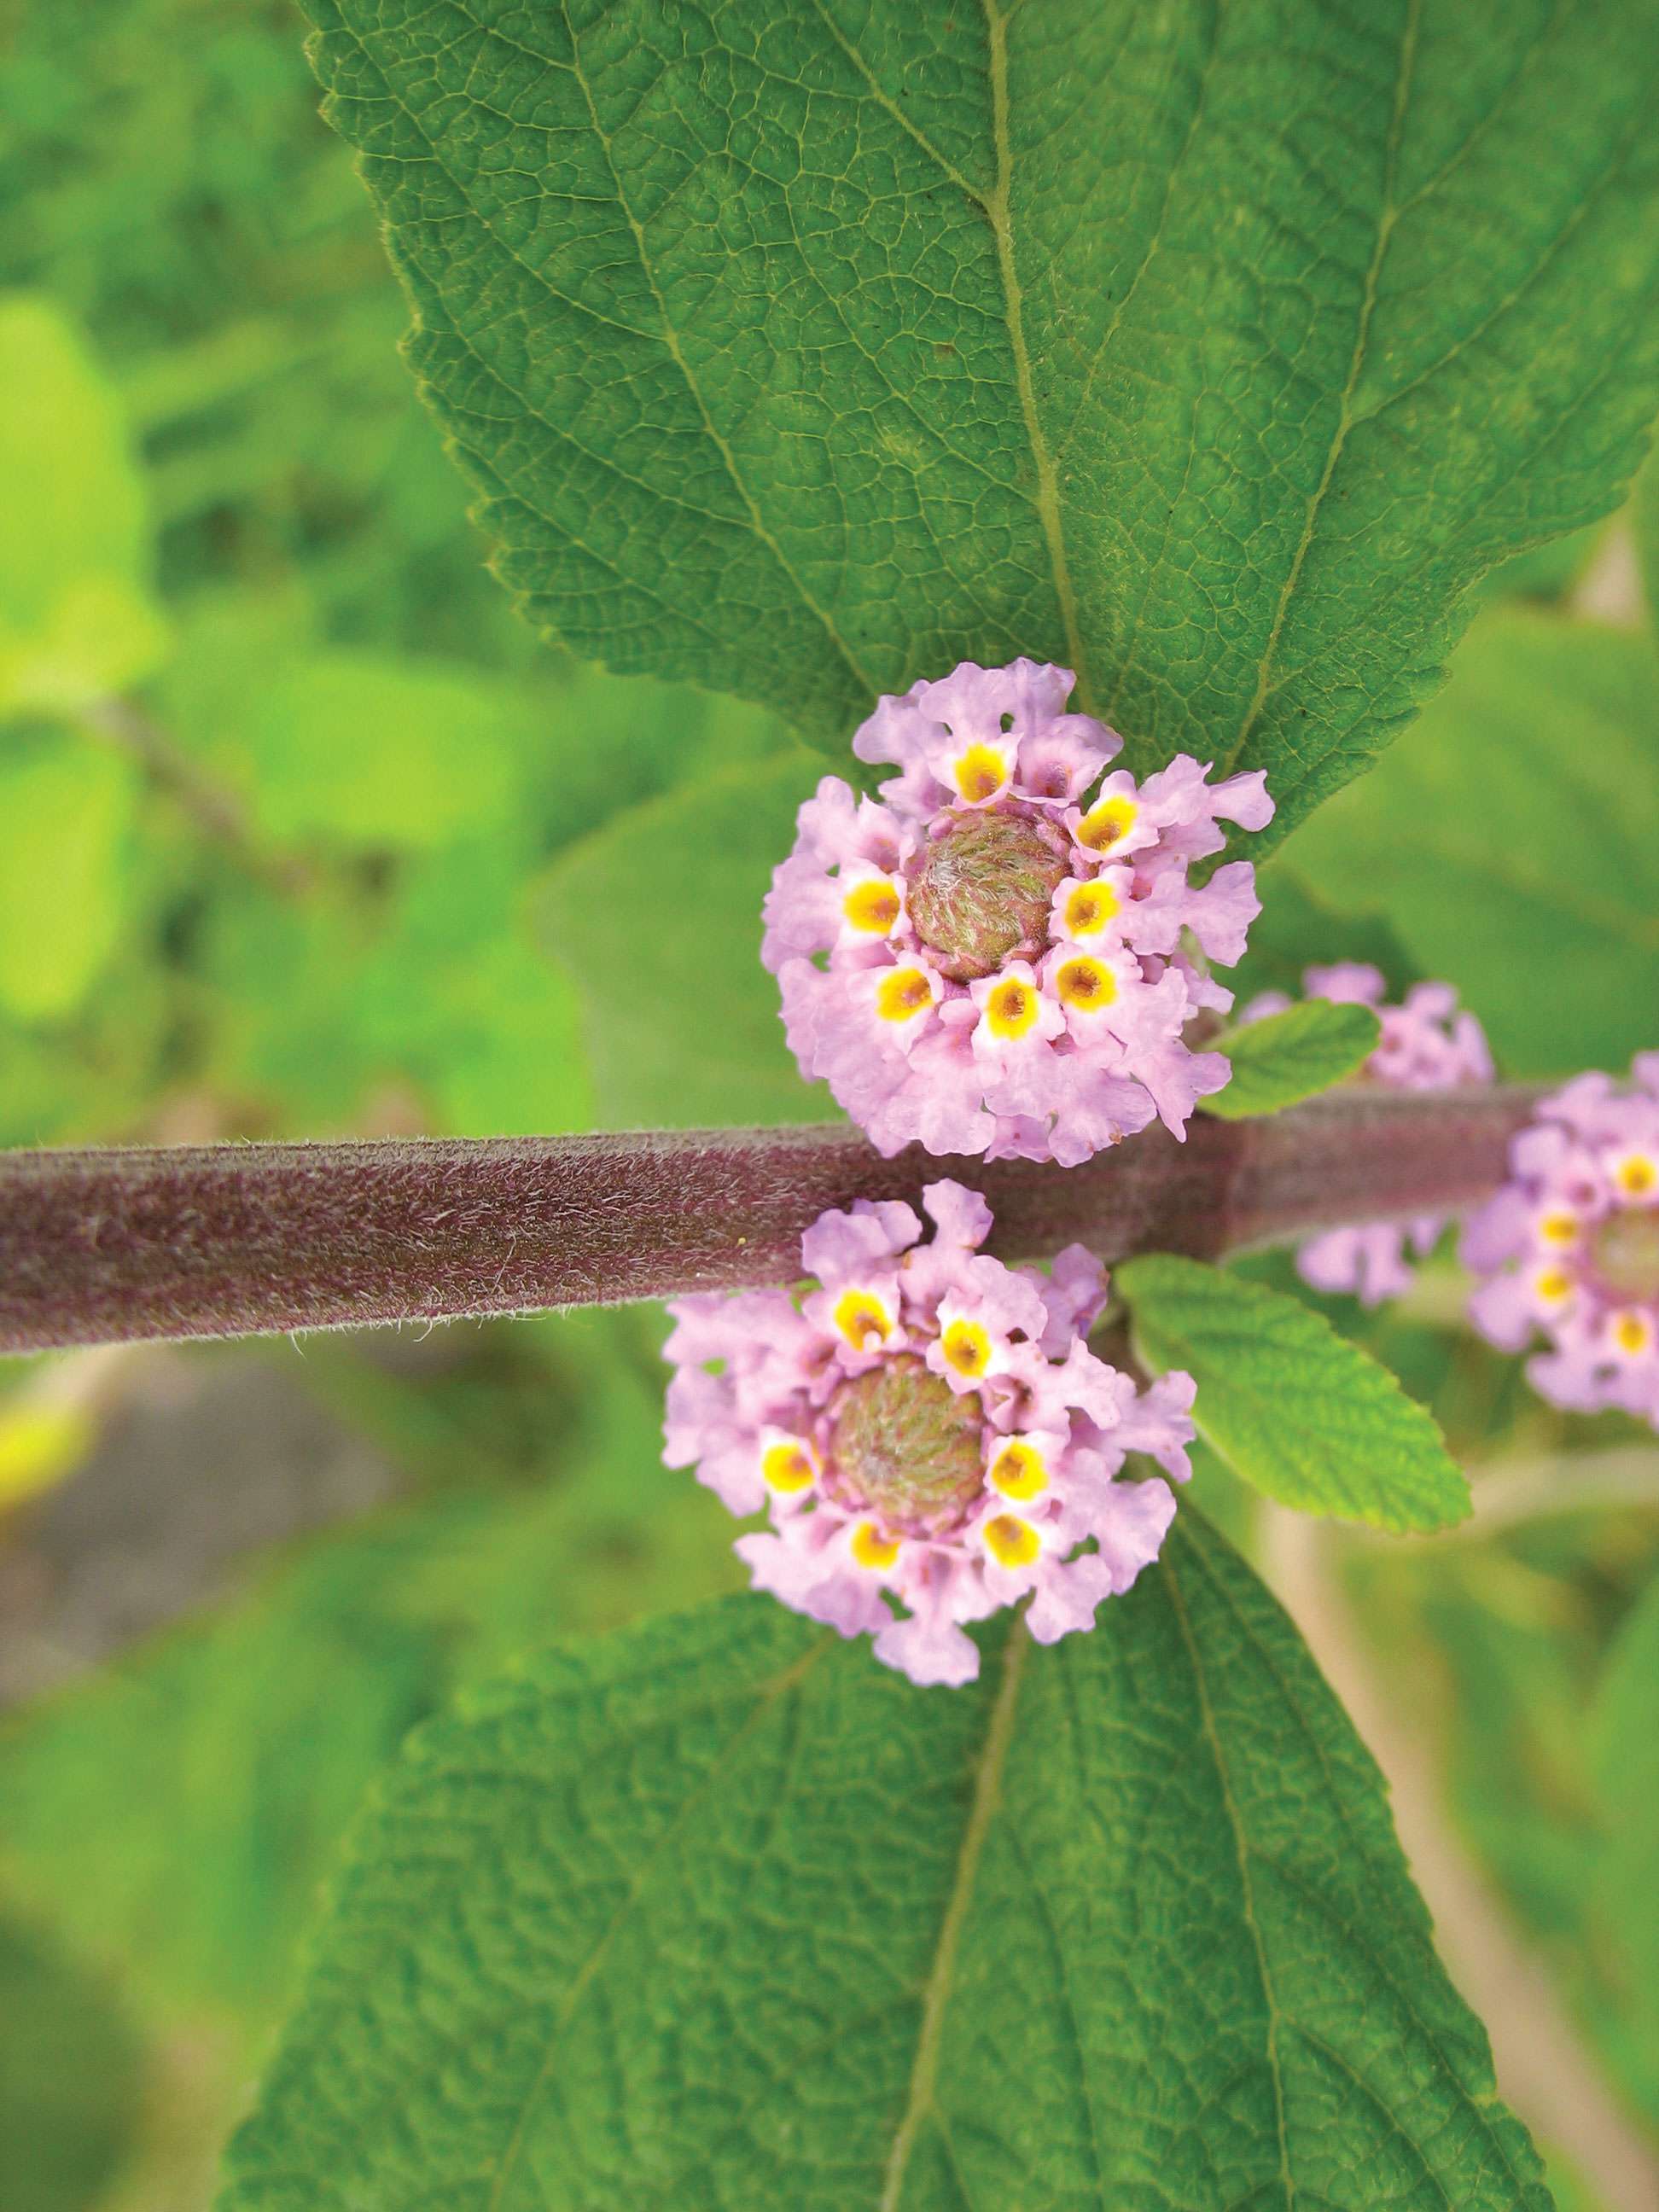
0,3 -> 1655,2209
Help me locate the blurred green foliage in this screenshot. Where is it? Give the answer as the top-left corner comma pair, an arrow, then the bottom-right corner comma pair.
0,0 -> 1654,2206
0,1912 -> 143,2212
1289,612 -> 1659,1079
0,1310 -> 743,2029
0,0 -> 819,1152
1346,1506 -> 1659,2139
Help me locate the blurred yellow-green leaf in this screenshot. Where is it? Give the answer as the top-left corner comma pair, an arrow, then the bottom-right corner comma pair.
0,294 -> 168,716
238,652 -> 523,851
0,728 -> 139,1020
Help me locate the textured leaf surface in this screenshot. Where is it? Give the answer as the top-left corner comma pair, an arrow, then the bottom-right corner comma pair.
218,1516 -> 1546,2211
1206,998 -> 1380,1118
1289,610 -> 1659,1075
1121,1255 -> 1470,1532
303,0 -> 1659,839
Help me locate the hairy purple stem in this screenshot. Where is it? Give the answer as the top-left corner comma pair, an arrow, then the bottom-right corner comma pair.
0,1088 -> 1540,1356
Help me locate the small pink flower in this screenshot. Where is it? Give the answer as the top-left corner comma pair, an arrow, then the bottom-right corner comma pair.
1463,1056 -> 1659,1430
762,660 -> 1272,1163
663,1179 -> 1194,1685
1241,964 -> 1493,1306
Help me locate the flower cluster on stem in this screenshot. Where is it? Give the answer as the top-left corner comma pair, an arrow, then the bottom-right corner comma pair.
662,1179 -> 1194,1685
1464,1056 -> 1659,1429
762,660 -> 1272,1164
1241,963 -> 1493,1304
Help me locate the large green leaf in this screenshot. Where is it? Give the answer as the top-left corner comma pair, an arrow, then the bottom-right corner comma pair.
219,1516 -> 1547,2211
1287,609 -> 1659,1076
1121,1254 -> 1471,1531
1205,998 -> 1380,1118
304,0 -> 1659,839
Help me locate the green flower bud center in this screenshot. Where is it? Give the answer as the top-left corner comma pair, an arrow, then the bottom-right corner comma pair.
906,807 -> 1070,982
826,1355 -> 986,1533
1592,1208 -> 1659,1302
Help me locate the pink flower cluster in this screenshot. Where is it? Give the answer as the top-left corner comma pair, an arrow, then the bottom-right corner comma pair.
662,1179 -> 1194,1685
762,660 -> 1272,1164
1463,1057 -> 1659,1429
1242,963 -> 1493,1305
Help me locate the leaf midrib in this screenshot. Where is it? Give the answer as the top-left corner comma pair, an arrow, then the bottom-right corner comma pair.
981,0 -> 1091,702
879,1620 -> 1029,2210
1222,0 -> 1423,777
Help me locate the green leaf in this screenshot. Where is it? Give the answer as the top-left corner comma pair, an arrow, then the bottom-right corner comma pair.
1120,1254 -> 1470,1531
532,749 -> 832,1126
356,842 -> 596,1136
219,1518 -> 1549,2212
0,1312 -> 741,2025
306,0 -> 1659,839
1287,609 -> 1659,1077
0,294 -> 169,716
1206,998 -> 1380,1118
1591,1574 -> 1659,2117
0,727 -> 139,1021
1476,522 -> 1606,609
0,1913 -> 143,2212
1231,860 -> 1423,1005
239,651 -> 524,850
1636,446 -> 1659,631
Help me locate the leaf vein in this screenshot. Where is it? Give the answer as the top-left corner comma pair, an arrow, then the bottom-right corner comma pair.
1222,0 -> 1423,777
878,1621 -> 1027,2212
980,0 -> 1090,703
560,13 -> 882,702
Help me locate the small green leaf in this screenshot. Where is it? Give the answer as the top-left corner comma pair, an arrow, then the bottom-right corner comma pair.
0,295 -> 169,716
1120,1254 -> 1471,1532
1287,609 -> 1659,1077
219,1518 -> 1546,2212
532,750 -> 831,1126
0,729 -> 139,1021
1206,998 -> 1381,1119
306,0 -> 1659,840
